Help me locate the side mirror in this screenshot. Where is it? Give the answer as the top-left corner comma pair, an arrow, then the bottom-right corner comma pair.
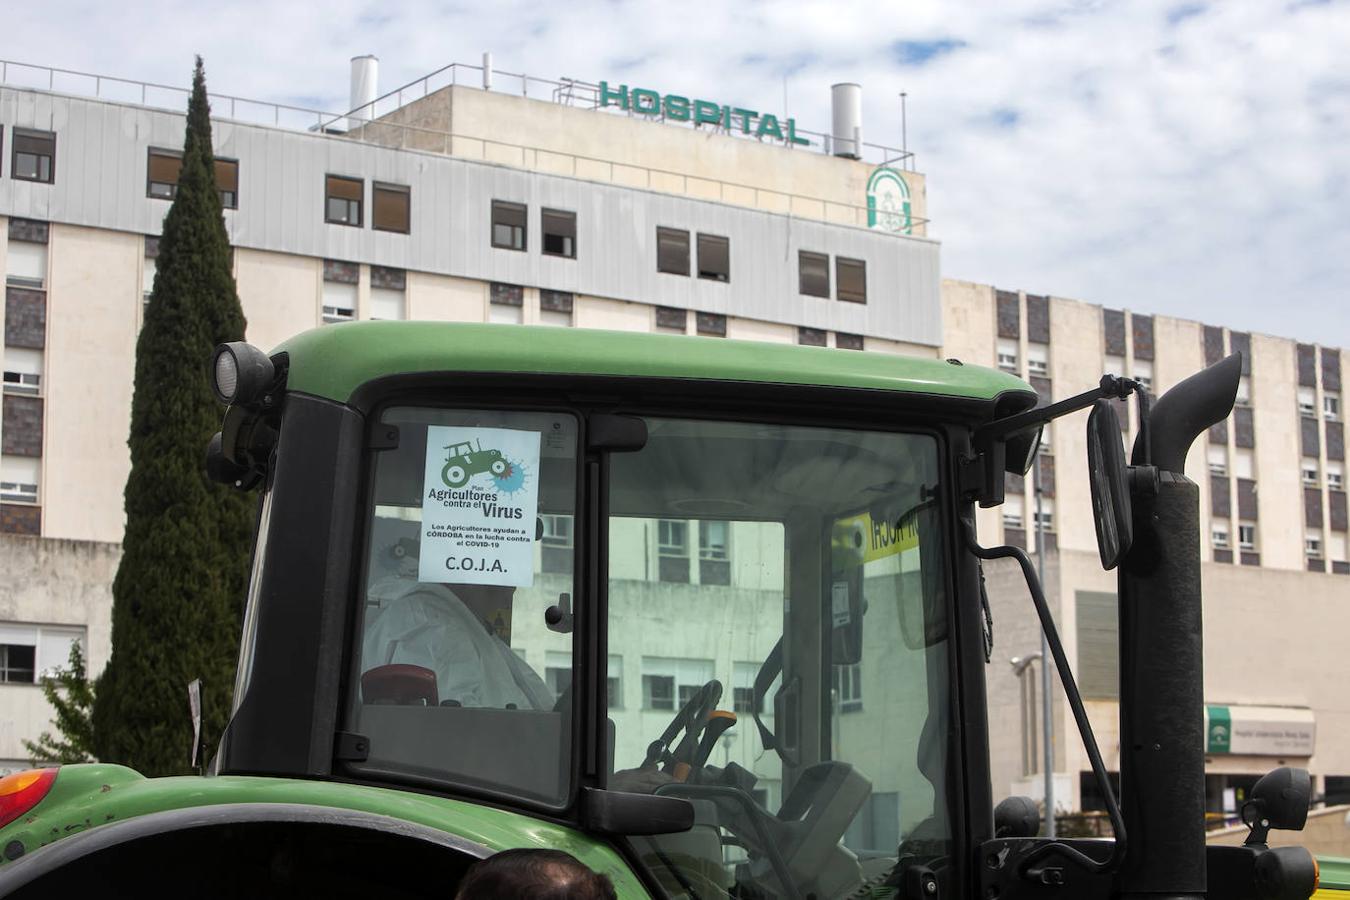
1243,766 -> 1311,847
1087,400 -> 1133,570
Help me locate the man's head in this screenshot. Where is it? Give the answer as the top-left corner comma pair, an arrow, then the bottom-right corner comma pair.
455,849 -> 617,900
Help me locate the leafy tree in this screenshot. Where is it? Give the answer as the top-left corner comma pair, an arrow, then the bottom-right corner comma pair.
24,640 -> 97,765
91,57 -> 254,774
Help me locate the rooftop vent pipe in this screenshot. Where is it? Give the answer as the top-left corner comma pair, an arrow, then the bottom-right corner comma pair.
348,55 -> 379,131
831,83 -> 862,159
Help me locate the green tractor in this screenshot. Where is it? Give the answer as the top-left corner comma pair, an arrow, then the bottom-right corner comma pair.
0,322 -> 1329,898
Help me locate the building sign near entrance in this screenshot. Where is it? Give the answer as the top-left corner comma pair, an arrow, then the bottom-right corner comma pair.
867,167 -> 913,236
598,82 -> 811,146
1205,705 -> 1315,756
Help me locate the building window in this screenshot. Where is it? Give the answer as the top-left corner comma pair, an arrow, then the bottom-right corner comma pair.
657,227 -> 690,275
833,662 -> 863,713
321,259 -> 358,324
695,312 -> 727,338
1027,358 -> 1048,376
655,306 -> 687,334
835,333 -> 864,351
998,352 -> 1019,371
798,327 -> 827,347
1326,394 -> 1341,422
540,290 -> 574,327
1238,523 -> 1257,551
799,251 -> 830,298
836,257 -> 866,303
545,651 -> 572,697
732,662 -> 759,715
698,520 -> 730,585
1307,535 -> 1323,558
541,513 -> 573,574
146,148 -> 182,199
1003,495 -> 1025,529
324,175 -> 363,226
0,643 -> 35,683
1303,463 -> 1320,486
489,283 -> 524,324
215,158 -> 239,209
369,266 -> 406,320
0,455 -> 39,504
1,372 -> 39,396
2,348 -> 42,398
147,152 -> 238,208
321,304 -> 355,325
1212,524 -> 1230,549
641,658 -> 713,712
11,129 -> 55,184
5,240 -> 48,290
643,674 -> 674,710
541,209 -> 576,258
1331,470 -> 1345,490
491,200 -> 527,251
1235,377 -> 1252,407
657,519 -> 690,583
696,234 -> 729,282
372,182 -> 410,234
607,656 -> 623,709
0,480 -> 37,504
0,625 -> 83,683
1207,445 -> 1228,477
1299,387 -> 1317,417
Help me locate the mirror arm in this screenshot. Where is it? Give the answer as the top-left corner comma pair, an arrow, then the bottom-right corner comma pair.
976,375 -> 1139,448
961,520 -> 1128,878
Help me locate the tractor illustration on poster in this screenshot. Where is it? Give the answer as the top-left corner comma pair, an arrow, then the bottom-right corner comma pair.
440,440 -> 507,488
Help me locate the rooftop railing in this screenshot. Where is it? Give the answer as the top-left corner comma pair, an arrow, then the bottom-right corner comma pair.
0,57 -> 927,233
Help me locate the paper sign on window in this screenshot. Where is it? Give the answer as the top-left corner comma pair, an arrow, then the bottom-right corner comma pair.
420,425 -> 541,587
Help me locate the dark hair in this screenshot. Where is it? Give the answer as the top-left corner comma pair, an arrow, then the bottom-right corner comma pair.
455,849 -> 618,900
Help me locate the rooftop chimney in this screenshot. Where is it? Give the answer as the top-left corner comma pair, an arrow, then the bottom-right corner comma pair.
348,55 -> 379,131
831,83 -> 863,159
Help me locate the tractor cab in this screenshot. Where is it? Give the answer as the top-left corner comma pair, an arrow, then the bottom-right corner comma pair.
191,322 -> 1318,899
203,323 -> 1032,898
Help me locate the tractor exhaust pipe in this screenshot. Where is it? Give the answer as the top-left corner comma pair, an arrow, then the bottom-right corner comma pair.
1117,354 -> 1240,898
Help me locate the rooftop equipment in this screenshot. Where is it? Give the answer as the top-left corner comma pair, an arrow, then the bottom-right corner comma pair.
348,55 -> 378,131
831,82 -> 862,159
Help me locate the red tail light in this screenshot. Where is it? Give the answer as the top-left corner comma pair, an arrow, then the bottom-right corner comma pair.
0,768 -> 58,829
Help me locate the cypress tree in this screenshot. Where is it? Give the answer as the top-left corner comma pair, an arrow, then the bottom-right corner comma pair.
92,58 -> 254,774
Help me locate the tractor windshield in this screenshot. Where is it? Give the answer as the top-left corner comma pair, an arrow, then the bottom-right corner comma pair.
607,418 -> 952,899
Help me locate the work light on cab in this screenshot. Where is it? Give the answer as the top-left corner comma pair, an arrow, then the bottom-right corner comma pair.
0,768 -> 58,829
210,341 -> 274,406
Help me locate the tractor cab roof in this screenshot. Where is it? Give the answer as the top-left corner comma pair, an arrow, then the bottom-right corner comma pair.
272,321 -> 1035,410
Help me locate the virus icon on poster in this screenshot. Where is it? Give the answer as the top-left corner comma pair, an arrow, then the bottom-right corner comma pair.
492,458 -> 529,495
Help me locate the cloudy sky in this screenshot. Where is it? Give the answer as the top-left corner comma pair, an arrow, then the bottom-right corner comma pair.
6,1 -> 1349,345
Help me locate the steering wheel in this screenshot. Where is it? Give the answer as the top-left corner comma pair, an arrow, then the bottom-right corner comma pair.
641,679 -> 723,775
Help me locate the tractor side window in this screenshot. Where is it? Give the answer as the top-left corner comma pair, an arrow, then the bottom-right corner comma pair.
605,418 -> 952,899
344,406 -> 579,807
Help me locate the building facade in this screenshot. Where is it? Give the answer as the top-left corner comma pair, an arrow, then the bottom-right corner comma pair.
0,60 -> 1343,832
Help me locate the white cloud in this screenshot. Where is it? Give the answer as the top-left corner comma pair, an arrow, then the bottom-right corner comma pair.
5,0 -> 1349,344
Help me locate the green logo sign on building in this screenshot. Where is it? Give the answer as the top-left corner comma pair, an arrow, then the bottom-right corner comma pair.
867,167 -> 913,236
1206,705 -> 1232,753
